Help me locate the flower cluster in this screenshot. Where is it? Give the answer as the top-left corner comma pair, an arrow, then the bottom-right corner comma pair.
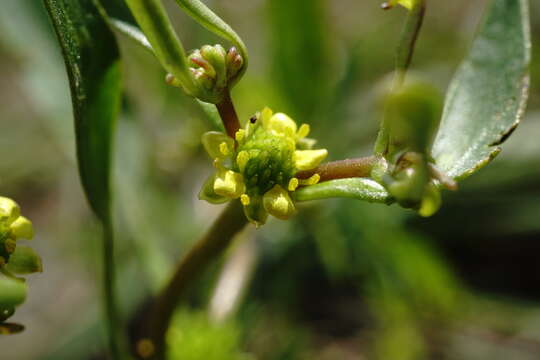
199,108 -> 328,226
0,197 -> 33,266
167,45 -> 243,104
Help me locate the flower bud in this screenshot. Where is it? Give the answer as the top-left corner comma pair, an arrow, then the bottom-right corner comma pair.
226,47 -> 244,82
385,80 -> 443,160
0,197 -> 35,264
168,44 -> 245,104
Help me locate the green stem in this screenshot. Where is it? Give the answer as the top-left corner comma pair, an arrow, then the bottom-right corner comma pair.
374,0 -> 426,155
125,0 -> 197,94
394,1 -> 426,84
102,219 -> 124,360
145,201 -> 247,359
293,178 -> 392,204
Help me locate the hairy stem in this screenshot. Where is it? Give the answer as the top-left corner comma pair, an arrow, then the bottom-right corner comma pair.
216,90 -> 241,138
144,201 -> 247,359
296,156 -> 377,182
374,0 -> 426,155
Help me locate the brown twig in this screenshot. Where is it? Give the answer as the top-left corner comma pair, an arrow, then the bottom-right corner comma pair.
215,90 -> 241,138
296,156 -> 377,182
140,196 -> 247,359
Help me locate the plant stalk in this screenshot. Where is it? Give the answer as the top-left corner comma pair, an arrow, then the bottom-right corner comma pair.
216,90 -> 241,138
296,156 -> 377,182
102,218 -> 124,360
374,0 -> 426,155
144,200 -> 247,359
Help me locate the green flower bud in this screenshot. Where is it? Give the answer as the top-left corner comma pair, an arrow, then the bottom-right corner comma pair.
225,47 -> 243,82
167,45 -> 245,104
385,80 -> 443,160
199,108 -> 327,226
382,152 -> 442,216
0,197 -> 35,264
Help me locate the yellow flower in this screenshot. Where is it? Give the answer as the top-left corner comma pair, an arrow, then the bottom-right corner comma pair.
199,108 -> 328,226
0,197 -> 34,265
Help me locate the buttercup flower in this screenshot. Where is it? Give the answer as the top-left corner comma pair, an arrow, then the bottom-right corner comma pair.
0,197 -> 33,266
199,108 -> 328,226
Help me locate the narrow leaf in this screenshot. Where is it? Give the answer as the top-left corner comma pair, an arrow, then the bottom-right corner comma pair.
431,0 -> 531,180
43,1 -> 124,357
268,0 -> 330,119
125,0 -> 197,94
294,178 -> 392,204
43,0 -> 121,222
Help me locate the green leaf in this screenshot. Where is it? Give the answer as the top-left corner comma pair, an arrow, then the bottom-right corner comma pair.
125,0 -> 197,94
293,178 -> 392,204
43,0 -> 121,223
267,0 -> 330,120
431,0 -> 531,180
0,276 -> 27,309
43,1 -> 124,357
6,246 -> 43,275
100,0 -> 155,53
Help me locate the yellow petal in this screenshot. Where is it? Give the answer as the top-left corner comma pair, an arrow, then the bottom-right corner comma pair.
199,174 -> 229,204
263,185 -> 296,220
201,131 -> 234,159
0,197 -> 20,225
296,124 -> 310,139
299,174 -> 320,186
10,216 -> 33,240
260,107 -> 273,129
213,170 -> 246,199
288,178 -> 299,191
397,0 -> 414,10
240,194 -> 250,205
383,0 -> 415,10
294,149 -> 328,171
219,142 -> 230,156
268,113 -> 297,137
235,129 -> 245,142
236,151 -> 250,173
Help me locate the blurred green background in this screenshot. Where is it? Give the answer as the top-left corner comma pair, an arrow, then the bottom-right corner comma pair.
1,0 -> 540,359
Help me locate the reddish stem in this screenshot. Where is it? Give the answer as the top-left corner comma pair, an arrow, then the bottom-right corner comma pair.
296,156 -> 377,182
216,90 -> 240,138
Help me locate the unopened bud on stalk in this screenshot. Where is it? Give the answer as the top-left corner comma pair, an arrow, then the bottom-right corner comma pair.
166,44 -> 245,104
374,78 -> 445,216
